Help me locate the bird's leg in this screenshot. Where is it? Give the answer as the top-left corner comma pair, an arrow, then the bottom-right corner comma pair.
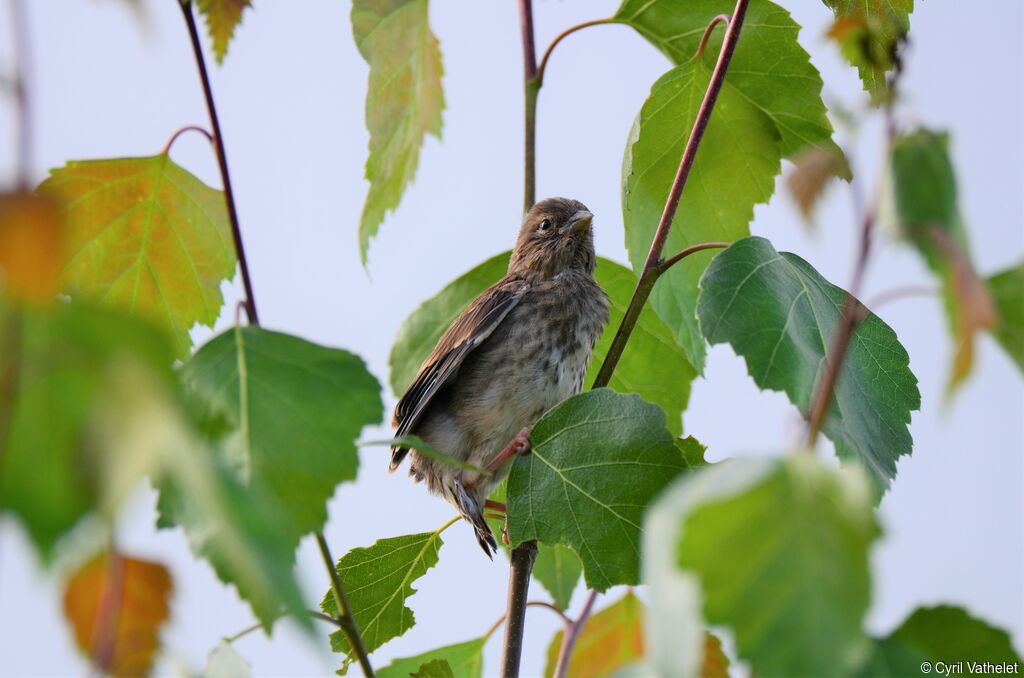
484,500 -> 507,513
485,427 -> 532,473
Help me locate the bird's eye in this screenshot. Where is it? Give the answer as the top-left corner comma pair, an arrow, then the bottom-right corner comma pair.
538,219 -> 552,231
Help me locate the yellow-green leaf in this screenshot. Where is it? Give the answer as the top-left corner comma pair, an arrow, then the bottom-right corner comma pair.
544,593 -> 644,678
352,0 -> 444,264
38,155 -> 236,359
196,0 -> 252,63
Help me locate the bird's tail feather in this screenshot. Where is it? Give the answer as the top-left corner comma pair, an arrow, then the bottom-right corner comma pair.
389,446 -> 409,473
451,481 -> 498,559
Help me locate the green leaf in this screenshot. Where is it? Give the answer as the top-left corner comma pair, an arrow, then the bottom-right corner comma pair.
389,253 -> 694,434
697,237 -> 920,490
987,262 -> 1024,373
544,592 -> 644,678
616,0 -> 843,372
531,543 -> 583,612
352,0 -> 444,264
507,389 -> 690,591
376,637 -> 486,678
37,155 -> 236,359
321,523 -> 454,672
411,659 -> 455,678
889,129 -> 995,394
823,0 -> 913,98
0,302 -> 176,559
614,0 -> 839,160
677,455 -> 878,676
156,436 -> 309,631
484,482 -> 582,609
195,0 -> 252,64
594,257 -> 696,433
857,606 -> 1023,677
621,59 -> 780,373
180,326 -> 383,550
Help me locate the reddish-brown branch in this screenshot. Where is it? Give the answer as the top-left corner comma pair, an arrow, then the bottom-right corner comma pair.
805,209 -> 874,446
593,1 -> 750,389
179,1 -> 259,326
552,589 -> 598,678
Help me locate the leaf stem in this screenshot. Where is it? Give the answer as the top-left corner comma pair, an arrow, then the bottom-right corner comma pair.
8,0 -> 31,188
162,124 -> 215,155
316,533 -> 375,677
552,589 -> 598,678
535,19 -> 614,87
179,0 -> 259,325
593,1 -> 750,389
867,284 -> 937,310
656,241 -> 731,275
484,599 -> 572,641
694,14 -> 731,59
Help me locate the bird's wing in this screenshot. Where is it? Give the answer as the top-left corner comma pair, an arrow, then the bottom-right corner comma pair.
390,276 -> 528,470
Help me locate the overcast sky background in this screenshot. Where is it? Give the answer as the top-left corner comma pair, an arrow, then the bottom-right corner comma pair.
1,1 -> 1021,676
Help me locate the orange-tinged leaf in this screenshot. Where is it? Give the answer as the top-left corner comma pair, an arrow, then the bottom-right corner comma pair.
545,592 -> 644,678
702,632 -> 731,678
544,593 -> 730,678
0,192 -> 65,304
196,0 -> 252,63
37,154 -> 236,358
929,228 -> 996,392
63,552 -> 173,677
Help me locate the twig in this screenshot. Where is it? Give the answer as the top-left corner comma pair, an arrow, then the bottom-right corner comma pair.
805,208 -> 874,446
535,19 -> 614,87
317,533 -> 375,677
501,539 -> 538,678
224,621 -> 263,645
8,0 -> 31,188
593,2 -> 749,389
162,124 -> 214,154
518,0 -> 539,211
484,599 -> 573,642
867,284 -> 936,310
552,589 -> 598,678
179,0 -> 259,325
656,241 -> 730,275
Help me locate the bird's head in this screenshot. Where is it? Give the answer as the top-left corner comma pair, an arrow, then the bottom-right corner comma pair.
508,197 -> 596,279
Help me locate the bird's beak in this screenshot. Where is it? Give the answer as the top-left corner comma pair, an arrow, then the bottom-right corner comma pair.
568,210 -> 593,234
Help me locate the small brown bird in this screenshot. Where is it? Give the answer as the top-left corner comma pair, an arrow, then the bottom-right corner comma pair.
390,198 -> 610,556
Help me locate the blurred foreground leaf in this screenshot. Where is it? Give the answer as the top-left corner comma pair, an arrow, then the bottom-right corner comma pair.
376,636 -> 486,678
0,192 -> 65,304
987,262 -> 1024,373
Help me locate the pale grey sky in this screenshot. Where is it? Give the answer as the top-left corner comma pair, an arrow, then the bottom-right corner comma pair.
1,1 -> 1021,676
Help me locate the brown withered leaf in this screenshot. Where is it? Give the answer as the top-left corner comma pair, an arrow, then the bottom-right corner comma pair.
63,552 -> 173,677
786,147 -> 850,224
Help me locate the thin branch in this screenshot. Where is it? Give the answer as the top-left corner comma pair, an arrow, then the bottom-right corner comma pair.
316,533 -> 375,677
867,284 -> 937,310
162,124 -> 214,155
179,0 -> 259,325
501,540 -> 538,678
593,0 -> 750,389
656,241 -> 731,275
805,208 -> 874,446
518,0 -> 538,211
535,19 -> 614,87
528,600 -> 573,626
552,589 -> 598,678
224,621 -> 263,645
8,0 -> 31,188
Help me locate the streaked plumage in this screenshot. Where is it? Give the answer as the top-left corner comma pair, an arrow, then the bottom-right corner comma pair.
390,198 -> 609,556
